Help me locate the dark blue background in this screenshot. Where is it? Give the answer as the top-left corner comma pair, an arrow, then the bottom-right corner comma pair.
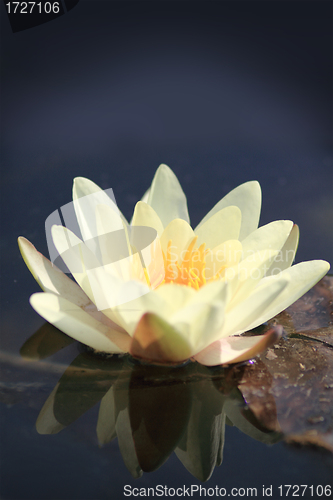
0,1 -> 332,498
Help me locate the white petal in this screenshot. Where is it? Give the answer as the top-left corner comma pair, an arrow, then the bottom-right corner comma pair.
195,206 -> 242,249
196,181 -> 261,240
18,236 -> 91,307
147,164 -> 190,227
30,293 -> 130,353
265,224 -> 299,276
241,220 -> 293,260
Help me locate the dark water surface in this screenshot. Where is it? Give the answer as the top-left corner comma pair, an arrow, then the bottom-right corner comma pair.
1,1 -> 332,499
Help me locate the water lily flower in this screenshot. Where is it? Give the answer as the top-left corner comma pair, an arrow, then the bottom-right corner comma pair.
18,164 -> 329,366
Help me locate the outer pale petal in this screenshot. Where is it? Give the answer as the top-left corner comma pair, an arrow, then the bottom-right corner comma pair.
73,177 -> 128,243
18,236 -> 91,307
95,204 -> 129,268
195,206 -> 242,249
130,312 -> 192,364
225,249 -> 279,309
222,277 -> 289,336
244,260 -> 330,331
241,220 -> 293,260
194,326 -> 283,366
147,164 -> 190,227
195,181 -> 261,240
131,201 -> 164,237
30,293 -> 130,353
265,224 -> 299,276
51,225 -> 101,301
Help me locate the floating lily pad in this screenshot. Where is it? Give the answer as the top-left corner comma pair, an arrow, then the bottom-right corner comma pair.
237,275 -> 333,451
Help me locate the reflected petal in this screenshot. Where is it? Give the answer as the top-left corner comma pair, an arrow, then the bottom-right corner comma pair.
36,384 -> 65,435
20,322 -> 74,360
175,375 -> 226,482
128,364 -> 191,472
97,386 -> 117,445
53,354 -> 122,427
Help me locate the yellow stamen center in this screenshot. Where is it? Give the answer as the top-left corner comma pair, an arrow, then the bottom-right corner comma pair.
159,236 -> 225,289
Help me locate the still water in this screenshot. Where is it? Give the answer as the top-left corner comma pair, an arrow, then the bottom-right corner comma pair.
1,276 -> 332,499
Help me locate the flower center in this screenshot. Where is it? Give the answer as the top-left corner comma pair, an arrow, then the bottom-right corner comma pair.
160,236 -> 225,289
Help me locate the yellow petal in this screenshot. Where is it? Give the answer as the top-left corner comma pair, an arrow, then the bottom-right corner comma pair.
241,220 -> 293,260
205,240 -> 242,279
131,201 -> 164,237
222,277 -> 289,336
73,177 -> 128,245
160,219 -> 194,260
245,260 -> 330,330
147,164 -> 190,227
196,181 -> 261,240
265,224 -> 299,276
195,206 -> 242,249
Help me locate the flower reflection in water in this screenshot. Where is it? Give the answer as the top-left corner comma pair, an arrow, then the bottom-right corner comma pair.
22,325 -> 282,482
